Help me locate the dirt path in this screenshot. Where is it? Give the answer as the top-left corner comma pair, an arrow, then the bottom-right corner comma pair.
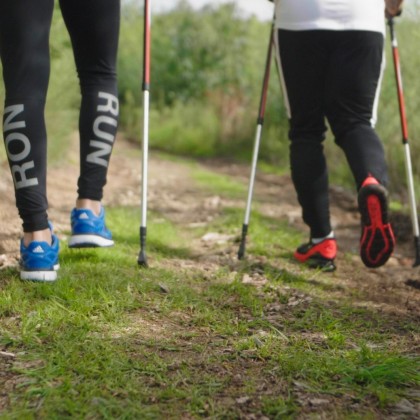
0,134 -> 419,318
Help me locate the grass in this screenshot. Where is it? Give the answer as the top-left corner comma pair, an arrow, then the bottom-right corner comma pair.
192,169 -> 246,198
1,169 -> 419,418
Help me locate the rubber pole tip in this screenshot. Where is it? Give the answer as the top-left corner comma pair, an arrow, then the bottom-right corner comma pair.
137,251 -> 148,267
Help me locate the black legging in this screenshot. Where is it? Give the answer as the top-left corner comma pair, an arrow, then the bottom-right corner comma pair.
0,0 -> 120,232
276,29 -> 387,239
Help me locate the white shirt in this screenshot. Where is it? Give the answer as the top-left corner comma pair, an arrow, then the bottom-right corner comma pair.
275,0 -> 386,34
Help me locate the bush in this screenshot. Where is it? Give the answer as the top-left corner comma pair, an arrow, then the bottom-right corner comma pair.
118,2 -> 420,201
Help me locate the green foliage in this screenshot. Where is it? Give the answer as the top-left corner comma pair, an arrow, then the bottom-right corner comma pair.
118,2 -> 420,200
118,1 -> 290,161
151,1 -> 262,105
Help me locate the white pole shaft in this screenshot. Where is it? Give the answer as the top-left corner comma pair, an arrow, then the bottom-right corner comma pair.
403,143 -> 420,237
141,90 -> 150,228
243,124 -> 263,225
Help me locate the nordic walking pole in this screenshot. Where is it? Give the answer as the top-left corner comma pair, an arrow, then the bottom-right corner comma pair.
388,17 -> 420,267
138,0 -> 151,267
238,19 -> 275,260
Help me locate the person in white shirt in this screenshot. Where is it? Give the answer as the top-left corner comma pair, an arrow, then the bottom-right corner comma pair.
271,0 -> 403,271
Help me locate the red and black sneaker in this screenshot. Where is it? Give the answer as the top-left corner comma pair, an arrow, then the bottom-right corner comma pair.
294,238 -> 337,272
358,176 -> 395,268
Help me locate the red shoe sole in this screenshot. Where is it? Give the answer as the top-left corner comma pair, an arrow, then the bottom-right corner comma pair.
359,185 -> 395,268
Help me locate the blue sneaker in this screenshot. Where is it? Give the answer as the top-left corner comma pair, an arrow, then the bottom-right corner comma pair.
68,207 -> 114,248
20,233 -> 60,282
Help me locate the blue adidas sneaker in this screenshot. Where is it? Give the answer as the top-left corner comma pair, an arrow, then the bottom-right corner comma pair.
20,233 -> 60,282
68,207 -> 114,248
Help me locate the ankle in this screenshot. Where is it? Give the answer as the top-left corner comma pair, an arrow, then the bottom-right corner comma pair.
311,231 -> 335,244
23,228 -> 52,247
76,199 -> 101,216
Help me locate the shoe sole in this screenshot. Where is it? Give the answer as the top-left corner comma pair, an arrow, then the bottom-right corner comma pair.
294,253 -> 337,272
358,185 -> 395,268
20,269 -> 57,282
306,257 -> 337,272
69,234 -> 114,248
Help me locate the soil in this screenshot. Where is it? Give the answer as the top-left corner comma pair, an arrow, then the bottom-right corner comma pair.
0,133 -> 419,417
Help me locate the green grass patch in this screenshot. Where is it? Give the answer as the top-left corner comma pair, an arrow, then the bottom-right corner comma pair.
1,197 -> 418,418
191,168 -> 246,198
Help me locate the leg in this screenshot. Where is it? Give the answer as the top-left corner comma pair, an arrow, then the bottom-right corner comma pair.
60,0 -> 120,248
0,0 -> 59,281
325,31 -> 388,189
0,0 -> 54,237
325,31 -> 394,267
59,0 -> 120,209
276,29 -> 331,239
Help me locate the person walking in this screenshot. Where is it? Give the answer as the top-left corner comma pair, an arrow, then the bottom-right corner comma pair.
0,0 -> 120,282
272,0 -> 403,271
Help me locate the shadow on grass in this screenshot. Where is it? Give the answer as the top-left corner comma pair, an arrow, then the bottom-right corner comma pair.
58,236 -> 194,266
235,255 -> 347,294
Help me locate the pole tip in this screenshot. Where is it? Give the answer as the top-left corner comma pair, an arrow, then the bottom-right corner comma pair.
138,251 -> 148,268
238,242 -> 246,260
238,224 -> 249,260
413,237 -> 420,268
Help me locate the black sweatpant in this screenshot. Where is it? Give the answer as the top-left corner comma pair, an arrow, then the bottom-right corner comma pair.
0,0 -> 120,232
276,29 -> 388,239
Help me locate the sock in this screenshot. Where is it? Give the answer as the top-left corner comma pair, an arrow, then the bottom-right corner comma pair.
312,231 -> 335,244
